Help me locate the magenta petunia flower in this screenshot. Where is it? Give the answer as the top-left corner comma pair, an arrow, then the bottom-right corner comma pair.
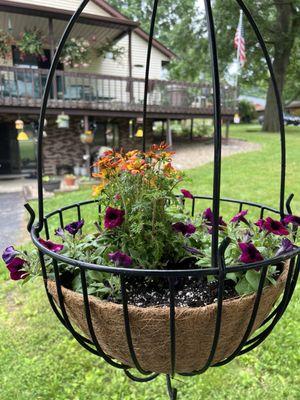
38,238 -> 64,253
181,189 -> 193,199
6,257 -> 28,281
255,219 -> 265,231
64,220 -> 84,236
172,222 -> 196,236
104,207 -> 125,229
2,246 -> 19,264
231,210 -> 248,224
275,238 -> 298,256
109,251 -> 132,267
264,217 -> 289,236
203,208 -> 227,231
239,242 -> 264,264
283,215 -> 300,226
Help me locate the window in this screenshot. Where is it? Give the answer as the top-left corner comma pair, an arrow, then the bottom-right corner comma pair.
161,61 -> 170,80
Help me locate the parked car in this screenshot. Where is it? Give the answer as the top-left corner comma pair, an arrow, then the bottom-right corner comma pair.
258,113 -> 300,126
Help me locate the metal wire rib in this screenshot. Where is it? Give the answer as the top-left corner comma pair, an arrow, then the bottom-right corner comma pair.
142,0 -> 159,152
124,370 -> 159,383
120,275 -> 152,375
203,0 -> 223,271
213,264 -> 268,367
238,256 -> 299,355
80,268 -> 127,369
36,0 -> 90,232
168,277 -> 176,377
52,259 -> 100,355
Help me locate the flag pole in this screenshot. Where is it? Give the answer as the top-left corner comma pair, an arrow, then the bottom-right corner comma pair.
234,10 -> 243,116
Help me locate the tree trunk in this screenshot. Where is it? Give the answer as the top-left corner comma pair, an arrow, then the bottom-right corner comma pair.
263,2 -> 294,132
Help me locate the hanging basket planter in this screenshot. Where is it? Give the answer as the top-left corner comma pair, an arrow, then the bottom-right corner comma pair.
56,113 -> 70,129
3,0 -> 299,399
47,261 -> 288,374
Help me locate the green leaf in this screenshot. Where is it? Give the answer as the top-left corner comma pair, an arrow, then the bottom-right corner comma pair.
226,272 -> 238,283
245,270 -> 261,291
235,277 -> 254,296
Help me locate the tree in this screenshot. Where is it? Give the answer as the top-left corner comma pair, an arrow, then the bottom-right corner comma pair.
109,0 -> 209,82
214,0 -> 300,132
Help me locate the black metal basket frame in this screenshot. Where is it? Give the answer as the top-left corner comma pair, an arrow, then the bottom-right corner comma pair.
24,0 -> 300,399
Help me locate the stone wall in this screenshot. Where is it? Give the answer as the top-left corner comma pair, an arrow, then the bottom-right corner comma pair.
43,116 -> 85,175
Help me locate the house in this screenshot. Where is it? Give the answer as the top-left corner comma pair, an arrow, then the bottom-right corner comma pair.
0,0 -> 235,176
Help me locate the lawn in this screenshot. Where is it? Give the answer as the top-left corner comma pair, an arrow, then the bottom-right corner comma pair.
0,124 -> 299,399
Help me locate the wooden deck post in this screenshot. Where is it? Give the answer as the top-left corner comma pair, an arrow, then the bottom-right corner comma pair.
190,118 -> 194,141
166,119 -> 172,148
225,120 -> 230,143
128,30 -> 133,102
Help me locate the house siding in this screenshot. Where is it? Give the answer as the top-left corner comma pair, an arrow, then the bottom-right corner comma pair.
82,31 -> 170,79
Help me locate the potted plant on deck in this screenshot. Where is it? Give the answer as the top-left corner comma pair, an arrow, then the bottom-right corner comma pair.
0,29 -> 12,60
43,176 -> 61,192
56,113 -> 70,129
3,144 -> 299,373
18,28 -> 45,59
64,174 -> 76,187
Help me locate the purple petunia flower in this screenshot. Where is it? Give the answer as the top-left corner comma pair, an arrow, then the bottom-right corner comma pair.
172,222 -> 196,236
38,238 -> 64,253
2,246 -> 19,264
109,251 -> 132,267
283,215 -> 300,226
183,245 -> 201,255
202,208 -> 227,232
181,189 -> 193,199
104,207 -> 125,229
264,217 -> 289,236
255,217 -> 289,236
6,257 -> 28,281
255,219 -> 265,231
55,227 -> 65,239
275,238 -> 298,257
64,220 -> 84,236
231,210 -> 248,224
239,242 -> 264,264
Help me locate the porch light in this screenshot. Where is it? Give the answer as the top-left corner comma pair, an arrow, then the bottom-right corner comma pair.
80,130 -> 94,144
135,128 -> 143,137
17,131 -> 29,141
15,119 -> 24,130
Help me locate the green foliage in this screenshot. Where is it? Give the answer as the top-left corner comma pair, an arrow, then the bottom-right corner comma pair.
0,29 -> 12,59
239,100 -> 257,123
60,37 -> 91,68
18,27 -> 44,56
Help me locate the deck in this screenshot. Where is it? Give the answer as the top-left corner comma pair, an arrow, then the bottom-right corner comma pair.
0,66 -> 235,119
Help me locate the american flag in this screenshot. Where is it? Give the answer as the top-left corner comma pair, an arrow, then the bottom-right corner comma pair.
234,11 -> 246,66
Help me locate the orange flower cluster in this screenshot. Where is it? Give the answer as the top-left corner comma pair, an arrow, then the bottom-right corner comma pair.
92,143 -> 180,196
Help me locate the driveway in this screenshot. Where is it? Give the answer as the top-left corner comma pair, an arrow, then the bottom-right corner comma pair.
0,192 -> 25,252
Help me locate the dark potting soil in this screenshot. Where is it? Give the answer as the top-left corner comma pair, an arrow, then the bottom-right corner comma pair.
107,263 -> 283,308
61,263 -> 283,309
109,276 -> 238,308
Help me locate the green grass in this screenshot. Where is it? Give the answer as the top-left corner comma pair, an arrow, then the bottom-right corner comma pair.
0,124 -> 299,399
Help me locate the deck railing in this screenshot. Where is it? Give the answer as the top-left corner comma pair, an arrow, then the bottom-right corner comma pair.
0,66 -> 235,115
